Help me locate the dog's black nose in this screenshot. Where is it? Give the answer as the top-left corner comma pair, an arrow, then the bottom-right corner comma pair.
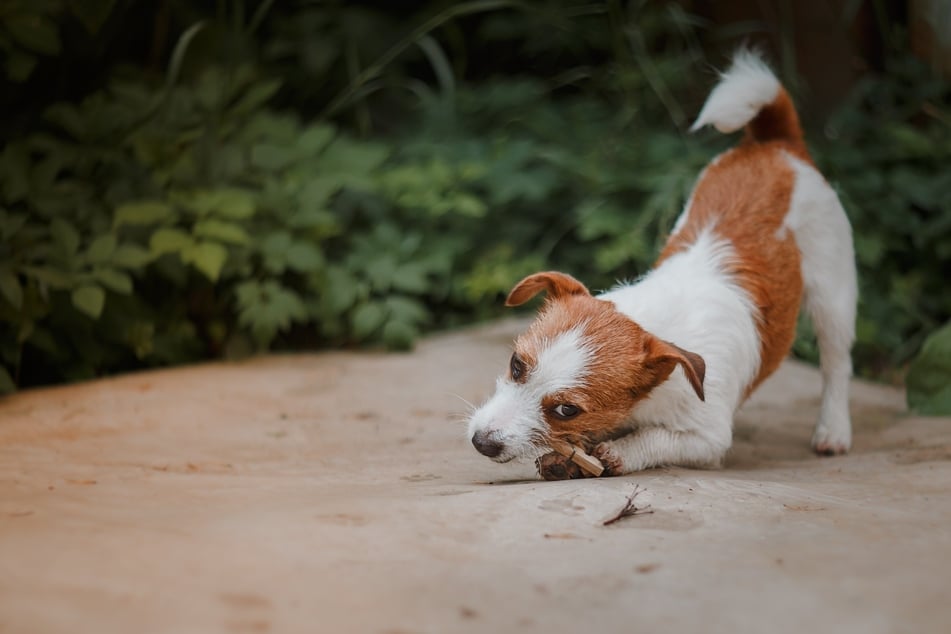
471,431 -> 504,458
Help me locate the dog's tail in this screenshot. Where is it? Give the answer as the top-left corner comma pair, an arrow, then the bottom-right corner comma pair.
690,49 -> 803,146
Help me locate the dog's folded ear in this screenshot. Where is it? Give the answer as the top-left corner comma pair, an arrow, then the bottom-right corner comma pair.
505,271 -> 591,307
646,339 -> 706,401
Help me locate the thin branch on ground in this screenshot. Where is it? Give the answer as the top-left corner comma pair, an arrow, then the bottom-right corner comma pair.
602,485 -> 653,526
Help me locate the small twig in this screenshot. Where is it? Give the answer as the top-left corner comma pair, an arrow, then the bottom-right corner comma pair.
602,485 -> 654,526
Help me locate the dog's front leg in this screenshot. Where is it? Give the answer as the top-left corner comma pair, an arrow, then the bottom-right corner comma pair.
592,425 -> 730,474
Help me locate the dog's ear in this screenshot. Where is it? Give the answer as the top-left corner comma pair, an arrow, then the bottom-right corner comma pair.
505,272 -> 591,307
644,338 -> 706,401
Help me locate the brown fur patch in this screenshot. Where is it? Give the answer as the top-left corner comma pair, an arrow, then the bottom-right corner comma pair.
744,89 -> 808,159
659,140 -> 804,395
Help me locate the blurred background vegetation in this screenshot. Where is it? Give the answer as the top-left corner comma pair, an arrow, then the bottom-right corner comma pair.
0,0 -> 949,410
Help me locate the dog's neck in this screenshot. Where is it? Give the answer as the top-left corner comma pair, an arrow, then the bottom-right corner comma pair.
599,227 -> 763,418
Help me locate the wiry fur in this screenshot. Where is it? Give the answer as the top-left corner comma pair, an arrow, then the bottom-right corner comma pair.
467,50 -> 857,477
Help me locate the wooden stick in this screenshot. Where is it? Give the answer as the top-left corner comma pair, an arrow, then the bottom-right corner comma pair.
549,440 -> 605,477
602,485 -> 653,525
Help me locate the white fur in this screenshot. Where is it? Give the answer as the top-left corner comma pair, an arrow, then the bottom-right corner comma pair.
691,50 -> 780,134
782,153 -> 857,453
467,328 -> 592,462
597,228 -> 762,469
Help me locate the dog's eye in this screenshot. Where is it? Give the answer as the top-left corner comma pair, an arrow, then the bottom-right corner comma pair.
552,404 -> 581,420
510,353 -> 525,381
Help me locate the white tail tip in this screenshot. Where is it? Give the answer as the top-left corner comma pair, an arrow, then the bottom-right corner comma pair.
691,49 -> 781,134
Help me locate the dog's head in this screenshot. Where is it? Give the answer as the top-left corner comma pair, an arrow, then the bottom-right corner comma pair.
467,271 -> 705,463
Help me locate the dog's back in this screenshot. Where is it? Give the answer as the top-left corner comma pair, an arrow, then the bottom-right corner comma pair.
681,49 -> 857,452
662,53 -> 812,391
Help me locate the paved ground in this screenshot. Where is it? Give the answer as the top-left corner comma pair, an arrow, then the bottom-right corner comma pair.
1,319 -> 950,634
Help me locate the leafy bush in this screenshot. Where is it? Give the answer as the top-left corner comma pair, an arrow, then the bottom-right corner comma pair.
0,1 -> 948,400
0,63 -> 446,389
906,321 -> 951,415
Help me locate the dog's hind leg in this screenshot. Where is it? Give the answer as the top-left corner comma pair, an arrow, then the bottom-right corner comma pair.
785,155 -> 857,455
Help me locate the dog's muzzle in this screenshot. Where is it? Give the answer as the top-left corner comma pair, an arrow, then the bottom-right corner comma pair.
471,429 -> 505,458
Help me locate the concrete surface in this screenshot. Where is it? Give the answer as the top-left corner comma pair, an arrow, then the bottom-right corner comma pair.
1,319 -> 950,634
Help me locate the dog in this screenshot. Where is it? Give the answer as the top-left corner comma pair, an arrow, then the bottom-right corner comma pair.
467,50 -> 857,479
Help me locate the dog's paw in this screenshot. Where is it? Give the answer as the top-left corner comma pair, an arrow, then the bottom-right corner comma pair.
536,451 -> 585,481
811,437 -> 850,456
592,442 -> 624,476
811,421 -> 851,456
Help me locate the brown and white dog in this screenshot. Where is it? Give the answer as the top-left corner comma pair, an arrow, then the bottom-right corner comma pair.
467,50 -> 857,479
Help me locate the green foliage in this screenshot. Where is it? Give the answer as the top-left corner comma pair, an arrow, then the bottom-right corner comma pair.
0,0 -> 115,82
0,1 -> 948,393
906,320 -> 951,415
809,55 -> 951,378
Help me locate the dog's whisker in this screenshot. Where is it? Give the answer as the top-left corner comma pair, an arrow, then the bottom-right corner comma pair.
446,392 -> 477,413
447,412 -> 472,425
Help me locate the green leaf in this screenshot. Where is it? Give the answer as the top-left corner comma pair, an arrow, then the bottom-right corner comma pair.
181,241 -> 229,281
352,302 -> 386,340
125,321 -> 155,359
91,268 -> 133,294
322,267 -> 359,314
21,265 -> 72,289
363,254 -> 398,291
85,234 -> 117,264
382,320 -> 417,351
71,285 -> 106,319
0,366 -> 15,394
150,228 -> 194,255
260,231 -> 292,274
233,79 -> 283,114
17,320 -> 34,344
285,242 -> 324,273
906,320 -> 951,415
6,14 -> 61,55
112,244 -> 153,269
297,124 -> 336,155
298,178 -> 341,210
194,219 -> 251,245
392,263 -> 430,294
50,218 -> 80,255
114,201 -> 175,227
194,66 -> 227,111
288,208 -> 337,231
452,193 -> 488,217
251,144 -> 295,172
322,137 -> 389,174
234,280 -> 307,346
0,269 -> 23,309
44,103 -> 85,139
384,295 -> 430,325
177,188 -> 256,219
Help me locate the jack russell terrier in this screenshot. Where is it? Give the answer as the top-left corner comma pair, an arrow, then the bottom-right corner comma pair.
467,50 -> 857,479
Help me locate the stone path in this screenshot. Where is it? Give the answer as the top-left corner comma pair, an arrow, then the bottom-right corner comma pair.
1,319 -> 950,633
